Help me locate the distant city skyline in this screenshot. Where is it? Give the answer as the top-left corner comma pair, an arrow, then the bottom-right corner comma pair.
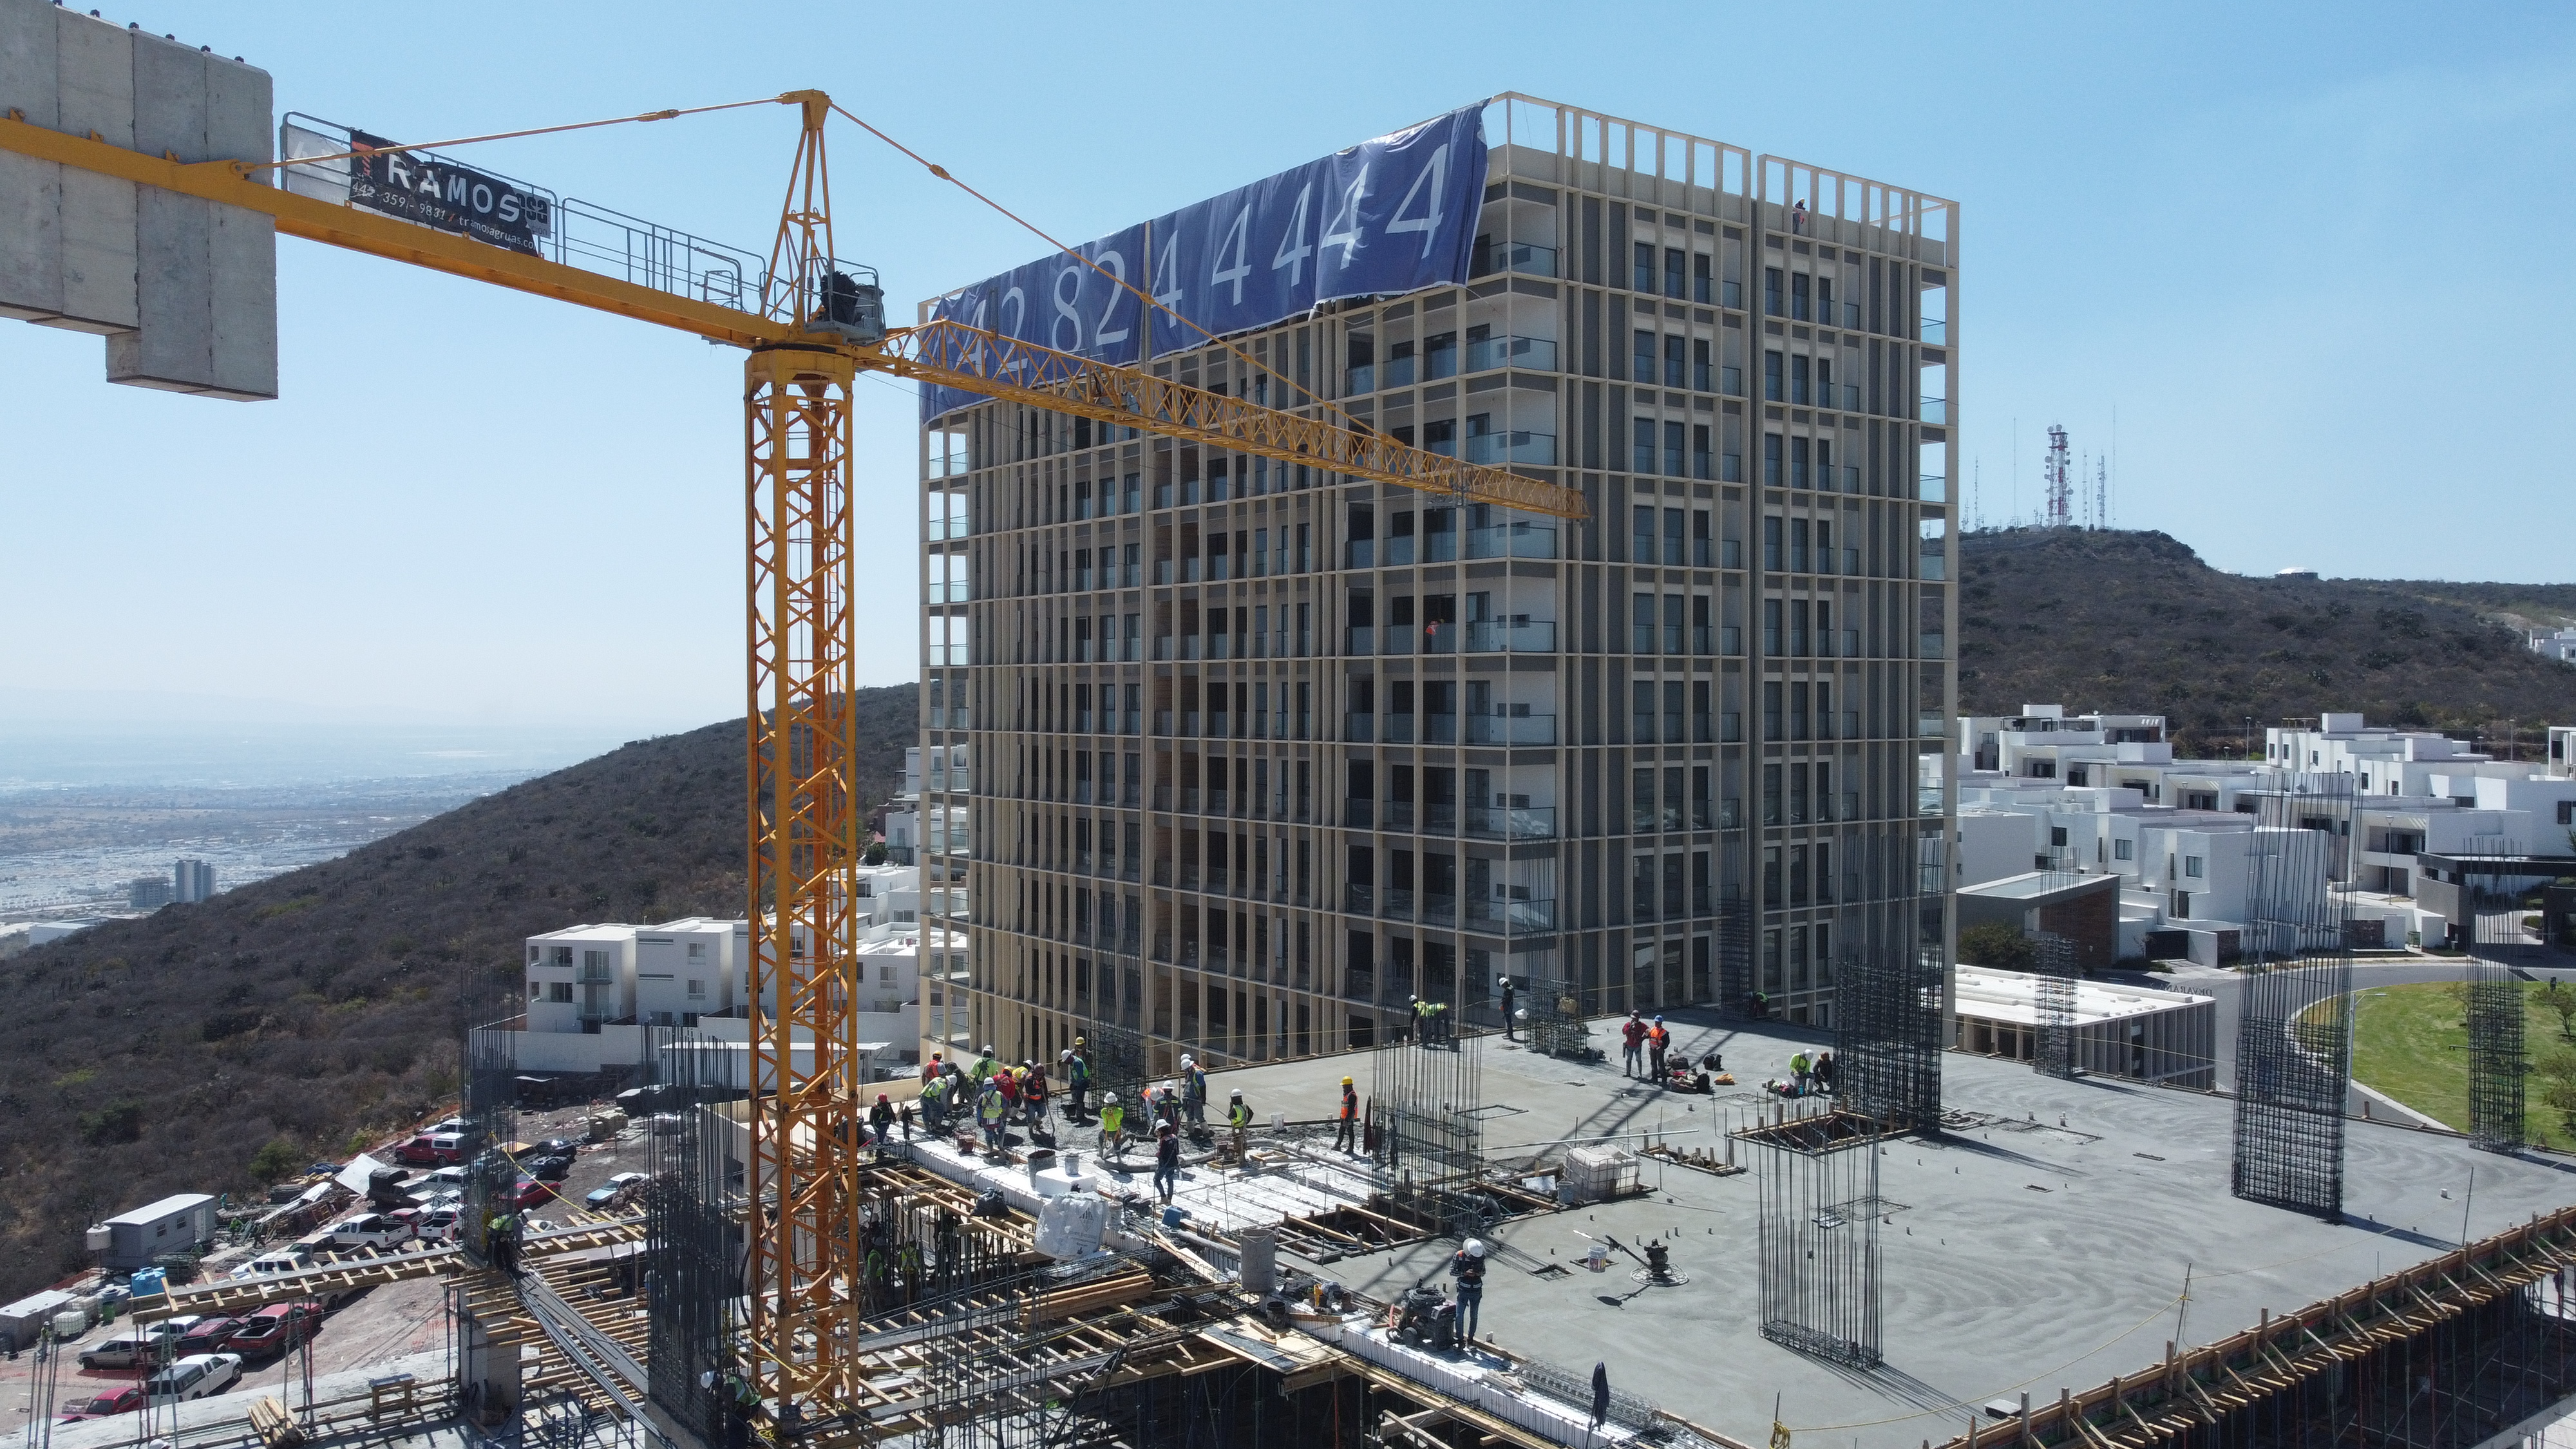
3,1 -> 2570,731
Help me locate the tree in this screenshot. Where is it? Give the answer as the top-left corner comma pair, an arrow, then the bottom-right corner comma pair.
2544,980 -> 2576,1043
249,1137 -> 300,1182
863,840 -> 888,866
1958,922 -> 2038,972
77,1101 -> 144,1145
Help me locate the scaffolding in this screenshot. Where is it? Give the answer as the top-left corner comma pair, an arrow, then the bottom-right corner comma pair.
2230,774 -> 2354,1221
1745,1112 -> 1884,1369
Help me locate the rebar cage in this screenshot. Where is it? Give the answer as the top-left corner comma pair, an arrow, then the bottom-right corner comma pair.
1368,1027 -> 1485,1188
2230,773 -> 2354,1220
2032,931 -> 2079,1081
1745,1112 -> 1885,1368
461,1021 -> 517,1267
643,1030 -> 737,1441
2464,843 -> 2530,1152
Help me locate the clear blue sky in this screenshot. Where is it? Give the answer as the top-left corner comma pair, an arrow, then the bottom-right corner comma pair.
5,1 -> 2570,734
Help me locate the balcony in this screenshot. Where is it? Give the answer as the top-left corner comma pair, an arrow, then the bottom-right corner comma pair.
1464,334 -> 1558,373
1466,619 -> 1556,652
1918,474 -> 1947,502
1344,882 -> 1374,915
1920,397 -> 1949,426
1466,520 -> 1558,560
1463,430 -> 1558,467
1464,712 -> 1556,746
1380,714 -> 1417,744
1466,804 -> 1556,840
1472,240 -> 1558,278
1345,625 -> 1374,655
1465,896 -> 1557,937
1419,893 -> 1457,927
1344,798 -> 1373,829
1343,712 -> 1375,743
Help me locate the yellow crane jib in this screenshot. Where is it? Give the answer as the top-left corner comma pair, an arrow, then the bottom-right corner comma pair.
872,318 -> 1590,523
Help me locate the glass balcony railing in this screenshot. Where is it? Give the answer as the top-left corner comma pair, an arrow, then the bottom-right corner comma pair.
1466,620 -> 1556,652
1466,896 -> 1557,937
1464,335 -> 1558,373
1472,240 -> 1558,278
1466,805 -> 1556,840
1920,632 -> 1947,660
1920,397 -> 1949,425
1344,798 -> 1373,829
1464,712 -> 1557,746
1466,521 -> 1558,560
1381,714 -> 1416,744
1463,430 -> 1558,466
1918,474 -> 1947,502
1343,712 -> 1374,743
1419,893 -> 1457,927
1920,317 -> 1947,344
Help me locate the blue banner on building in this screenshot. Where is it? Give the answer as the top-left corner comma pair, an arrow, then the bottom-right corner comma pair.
922,104 -> 1488,421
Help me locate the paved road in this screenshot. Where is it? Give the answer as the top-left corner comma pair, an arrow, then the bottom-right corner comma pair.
2137,954 -> 2576,1118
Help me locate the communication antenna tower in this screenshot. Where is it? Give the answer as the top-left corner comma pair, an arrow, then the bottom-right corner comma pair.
2043,424 -> 2072,528
2096,455 -> 2108,532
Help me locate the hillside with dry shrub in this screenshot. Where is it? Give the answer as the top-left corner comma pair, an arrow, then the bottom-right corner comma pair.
0,686 -> 914,1298
1958,529 -> 2576,757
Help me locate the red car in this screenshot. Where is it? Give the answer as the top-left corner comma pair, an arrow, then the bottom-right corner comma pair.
502,1177 -> 562,1212
395,1133 -> 466,1166
59,1385 -> 144,1422
227,1301 -> 325,1359
175,1316 -> 247,1356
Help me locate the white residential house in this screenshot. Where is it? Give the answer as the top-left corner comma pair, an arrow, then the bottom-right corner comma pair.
2529,627 -> 2576,665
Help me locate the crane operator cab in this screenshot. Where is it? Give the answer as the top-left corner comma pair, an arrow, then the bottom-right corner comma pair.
809,265 -> 887,344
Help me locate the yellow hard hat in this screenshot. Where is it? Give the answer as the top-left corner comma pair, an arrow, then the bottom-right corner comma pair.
1341,1076 -> 1354,1085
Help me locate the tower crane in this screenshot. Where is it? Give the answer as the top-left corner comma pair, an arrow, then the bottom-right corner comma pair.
0,87 -> 1586,1413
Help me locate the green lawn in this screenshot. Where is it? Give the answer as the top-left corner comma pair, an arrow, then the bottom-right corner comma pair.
2334,981 -> 2576,1151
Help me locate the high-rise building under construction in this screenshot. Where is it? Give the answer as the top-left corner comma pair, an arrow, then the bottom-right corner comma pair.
918,94 -> 1957,1076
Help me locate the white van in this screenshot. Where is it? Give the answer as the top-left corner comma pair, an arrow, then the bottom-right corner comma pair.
230,1246 -> 314,1282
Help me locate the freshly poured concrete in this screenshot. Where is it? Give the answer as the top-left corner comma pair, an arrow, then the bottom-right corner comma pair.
1196,1007 -> 2576,1449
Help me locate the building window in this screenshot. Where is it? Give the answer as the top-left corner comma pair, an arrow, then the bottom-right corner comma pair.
687,978 -> 706,999
1633,417 -> 1656,474
1764,351 -> 1783,402
547,982 -> 573,1003
2184,856 -> 2205,878
2114,838 -> 2134,861
1634,242 -> 1655,292
1763,434 -> 1783,486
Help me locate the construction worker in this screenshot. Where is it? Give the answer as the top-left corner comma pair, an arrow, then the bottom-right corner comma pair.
921,1052 -> 943,1086
868,1094 -> 896,1154
1410,994 -> 1434,1046
1099,1092 -> 1126,1157
1620,1012 -> 1647,1079
972,1045 -> 1000,1083
1155,1080 -> 1183,1131
1180,1055 -> 1208,1126
1814,1050 -> 1837,1095
1647,1016 -> 1670,1079
1788,1050 -> 1813,1095
1226,1089 -> 1253,1160
976,1078 -> 1009,1153
1748,989 -> 1770,1021
721,1368 -> 759,1449
1334,1076 -> 1359,1154
1153,1122 -> 1180,1204
1498,975 -> 1517,1041
488,1210 -> 519,1276
919,1073 -> 950,1135
1064,1042 -> 1091,1118
1452,1240 -> 1488,1344
1022,1061 -> 1050,1126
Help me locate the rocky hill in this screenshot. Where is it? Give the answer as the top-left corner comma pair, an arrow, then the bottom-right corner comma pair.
0,685 -> 914,1299
1958,529 -> 2576,757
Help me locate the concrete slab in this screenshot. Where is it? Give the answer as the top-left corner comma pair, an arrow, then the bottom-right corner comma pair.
1192,1008 -> 2576,1449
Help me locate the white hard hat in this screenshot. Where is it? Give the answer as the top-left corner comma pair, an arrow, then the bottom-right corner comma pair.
1180,1055 -> 1193,1068
1465,1239 -> 1487,1258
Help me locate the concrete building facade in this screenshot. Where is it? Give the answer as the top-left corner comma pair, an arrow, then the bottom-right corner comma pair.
922,95 -> 1958,1075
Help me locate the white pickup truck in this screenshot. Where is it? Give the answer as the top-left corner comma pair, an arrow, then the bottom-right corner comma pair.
320,1213 -> 413,1251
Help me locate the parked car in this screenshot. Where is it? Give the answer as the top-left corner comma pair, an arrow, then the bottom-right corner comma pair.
175,1317 -> 246,1355
395,1133 -> 466,1166
526,1153 -> 574,1183
501,1178 -> 560,1212
228,1302 -> 323,1359
415,1206 -> 464,1244
77,1332 -> 160,1370
582,1170 -> 651,1212
429,1116 -> 469,1134
144,1352 -> 242,1402
649,1113 -> 684,1135
142,1315 -> 207,1352
321,1214 -> 412,1251
232,1246 -> 314,1282
59,1385 -> 144,1422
